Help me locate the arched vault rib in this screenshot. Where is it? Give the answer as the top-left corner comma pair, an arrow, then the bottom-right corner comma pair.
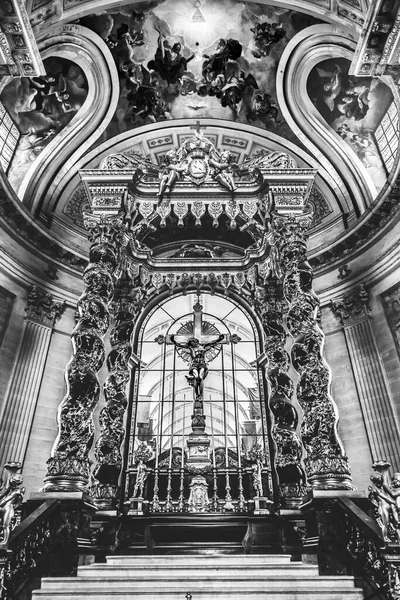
277,24 -> 381,218
18,25 -> 119,216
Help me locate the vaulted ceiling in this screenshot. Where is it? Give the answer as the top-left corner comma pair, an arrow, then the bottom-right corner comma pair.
0,0 -> 399,271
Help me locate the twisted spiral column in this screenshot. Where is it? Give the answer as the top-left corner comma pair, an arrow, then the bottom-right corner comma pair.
92,278 -> 144,508
255,274 -> 306,508
274,214 -> 354,490
42,213 -> 125,493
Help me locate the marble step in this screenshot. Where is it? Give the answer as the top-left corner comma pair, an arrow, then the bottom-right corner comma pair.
38,575 -> 359,592
32,589 -> 364,599
105,554 -> 294,565
78,564 -> 320,577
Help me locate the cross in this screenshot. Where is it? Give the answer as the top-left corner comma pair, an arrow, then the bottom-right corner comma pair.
157,299 -> 240,436
165,300 -> 229,349
189,120 -> 207,134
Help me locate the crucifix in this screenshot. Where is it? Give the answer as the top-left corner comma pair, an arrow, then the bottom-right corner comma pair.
157,297 -> 240,437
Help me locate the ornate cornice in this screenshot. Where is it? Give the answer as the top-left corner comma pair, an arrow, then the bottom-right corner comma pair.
25,285 -> 66,327
350,0 -> 400,79
330,284 -> 371,326
0,0 -> 45,77
310,183 -> 400,272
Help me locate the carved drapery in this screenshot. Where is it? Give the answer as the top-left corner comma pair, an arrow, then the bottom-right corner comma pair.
274,214 -> 353,490
42,213 -> 125,493
0,287 -> 65,468
92,275 -> 144,508
254,275 -> 306,507
331,286 -> 400,471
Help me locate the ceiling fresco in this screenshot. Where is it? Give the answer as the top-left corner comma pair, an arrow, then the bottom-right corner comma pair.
78,0 -> 317,141
0,0 -> 398,229
308,57 -> 393,190
0,56 -> 88,188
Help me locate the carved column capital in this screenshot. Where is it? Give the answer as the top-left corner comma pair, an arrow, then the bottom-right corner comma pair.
83,211 -> 127,246
331,285 -> 370,326
24,286 -> 66,327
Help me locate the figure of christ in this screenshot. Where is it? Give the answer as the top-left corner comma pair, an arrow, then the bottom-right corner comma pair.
169,335 -> 224,400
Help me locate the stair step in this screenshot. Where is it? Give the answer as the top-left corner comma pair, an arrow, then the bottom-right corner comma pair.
32,591 -> 364,599
31,553 -> 364,600
105,554 -> 293,565
78,565 -> 320,577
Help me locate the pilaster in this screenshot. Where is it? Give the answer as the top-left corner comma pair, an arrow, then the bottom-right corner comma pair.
331,285 -> 400,471
0,287 -> 65,468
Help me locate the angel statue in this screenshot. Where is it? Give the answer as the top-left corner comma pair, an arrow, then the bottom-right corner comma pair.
369,461 -> 400,543
0,463 -> 25,545
209,149 -> 237,192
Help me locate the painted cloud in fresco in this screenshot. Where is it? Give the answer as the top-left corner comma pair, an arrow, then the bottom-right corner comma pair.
307,58 -> 394,191
0,57 -> 88,189
78,0 -> 317,141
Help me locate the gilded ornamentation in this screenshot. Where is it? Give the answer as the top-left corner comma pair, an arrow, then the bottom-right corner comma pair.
273,213 -> 354,490
42,213 -> 125,493
92,276 -> 145,508
253,278 -> 305,506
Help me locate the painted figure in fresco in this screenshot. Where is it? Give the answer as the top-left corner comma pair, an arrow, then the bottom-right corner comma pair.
252,93 -> 280,123
148,30 -> 195,86
250,21 -> 285,59
220,71 -> 259,120
202,38 -> 242,83
209,150 -> 237,192
310,62 -> 371,123
170,335 -> 224,399
133,459 -> 148,498
336,84 -> 370,120
0,474 -> 25,545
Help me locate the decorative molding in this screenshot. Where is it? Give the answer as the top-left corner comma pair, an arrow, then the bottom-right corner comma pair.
24,285 -> 65,327
350,0 -> 400,79
308,187 -> 333,229
331,284 -> 370,326
0,0 -> 45,77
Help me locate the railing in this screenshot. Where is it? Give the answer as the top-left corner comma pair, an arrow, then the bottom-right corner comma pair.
0,496 -> 96,600
338,498 -> 400,600
127,463 -> 273,514
0,499 -> 60,600
302,494 -> 400,600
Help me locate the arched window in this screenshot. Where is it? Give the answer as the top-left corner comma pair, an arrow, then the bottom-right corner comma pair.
125,292 -> 273,513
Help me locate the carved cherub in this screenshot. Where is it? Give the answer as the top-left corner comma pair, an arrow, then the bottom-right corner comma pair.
0,469 -> 25,545
369,470 -> 400,543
